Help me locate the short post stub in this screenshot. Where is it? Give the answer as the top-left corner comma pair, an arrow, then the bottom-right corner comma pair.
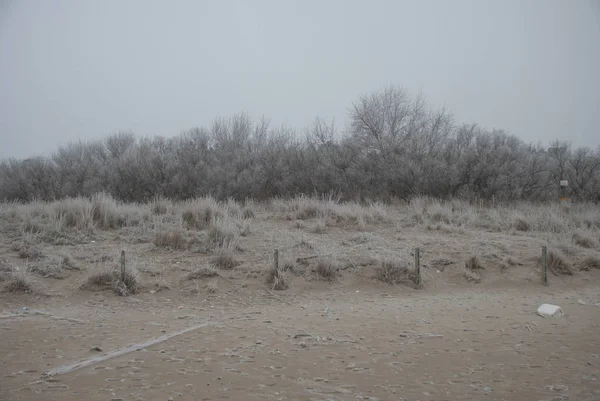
414,247 -> 421,288
120,250 -> 126,281
273,248 -> 279,274
542,245 -> 548,286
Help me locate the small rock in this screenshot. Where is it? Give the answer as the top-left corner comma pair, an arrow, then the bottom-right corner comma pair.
90,347 -> 103,352
483,386 -> 493,393
256,340 -> 262,345
111,398 -> 124,401
537,304 -> 563,317
578,299 -> 586,305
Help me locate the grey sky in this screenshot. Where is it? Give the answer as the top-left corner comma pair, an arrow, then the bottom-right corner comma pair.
1,0 -> 599,159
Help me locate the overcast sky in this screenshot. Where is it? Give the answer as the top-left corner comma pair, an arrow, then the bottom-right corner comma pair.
1,0 -> 599,159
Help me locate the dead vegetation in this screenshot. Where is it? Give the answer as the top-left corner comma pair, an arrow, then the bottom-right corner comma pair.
211,249 -> 238,270
2,268 -> 36,293
375,258 -> 419,287
315,257 -> 338,281
242,207 -> 255,220
83,268 -> 116,288
0,260 -> 12,281
154,230 -> 187,250
463,256 -> 483,283
186,265 -> 219,280
572,232 -> 597,249
206,280 -> 219,294
13,242 -> 43,260
312,219 -> 327,234
545,250 -> 573,276
29,260 -> 65,279
182,202 -> 217,230
464,256 -> 484,271
207,219 -> 237,248
463,268 -> 482,283
513,217 -> 530,232
579,255 -> 600,271
81,265 -> 141,296
267,265 -> 288,290
1,195 -> 600,297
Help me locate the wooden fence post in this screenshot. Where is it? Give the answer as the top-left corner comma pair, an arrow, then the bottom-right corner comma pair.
273,248 -> 279,273
542,246 -> 548,286
120,250 -> 126,281
414,247 -> 421,288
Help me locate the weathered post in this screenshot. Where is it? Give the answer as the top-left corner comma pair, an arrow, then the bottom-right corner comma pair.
120,250 -> 126,281
542,246 -> 548,285
414,247 -> 421,288
273,248 -> 279,273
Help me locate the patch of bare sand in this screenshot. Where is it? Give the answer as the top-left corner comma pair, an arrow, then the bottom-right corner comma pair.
1,281 -> 600,401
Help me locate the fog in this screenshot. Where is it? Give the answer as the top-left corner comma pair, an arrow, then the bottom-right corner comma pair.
1,0 -> 599,158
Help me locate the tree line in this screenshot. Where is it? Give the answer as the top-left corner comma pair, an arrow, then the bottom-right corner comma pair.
1,86 -> 599,203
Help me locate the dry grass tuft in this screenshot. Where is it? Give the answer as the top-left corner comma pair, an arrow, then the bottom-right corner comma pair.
315,257 -> 338,281
513,218 -> 530,232
242,207 -> 255,219
266,265 -> 289,290
60,254 -> 79,270
0,261 -> 13,281
82,268 -> 115,289
181,198 -> 222,230
375,258 -> 419,287
186,265 -> 219,280
239,221 -> 252,237
206,280 -> 219,294
312,219 -> 327,234
150,196 -> 170,215
464,256 -> 484,270
154,230 -> 187,250
296,204 -> 319,220
349,232 -> 376,244
463,267 -> 481,283
463,255 -> 483,283
29,260 -> 65,279
207,219 -> 237,248
212,250 -> 238,270
119,266 -> 141,295
14,243 -> 43,260
182,209 -> 211,230
280,257 -> 296,273
2,268 -> 36,293
579,255 -> 600,271
53,198 -> 95,230
545,250 -> 573,275
572,232 -> 597,249
82,265 -> 141,295
294,220 -> 305,229
91,192 -> 131,229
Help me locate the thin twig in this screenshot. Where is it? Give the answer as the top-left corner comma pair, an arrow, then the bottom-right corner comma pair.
45,320 -> 216,376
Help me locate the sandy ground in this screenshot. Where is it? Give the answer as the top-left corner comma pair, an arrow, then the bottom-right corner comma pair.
1,206 -> 600,401
1,278 -> 600,401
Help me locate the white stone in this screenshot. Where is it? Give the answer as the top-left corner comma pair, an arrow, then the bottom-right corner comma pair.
537,304 -> 563,317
